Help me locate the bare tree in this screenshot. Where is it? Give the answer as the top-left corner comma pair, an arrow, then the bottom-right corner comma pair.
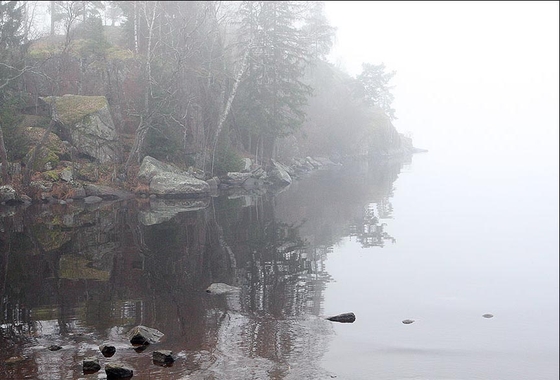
211,42 -> 252,176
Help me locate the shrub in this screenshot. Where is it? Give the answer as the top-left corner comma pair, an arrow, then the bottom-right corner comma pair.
212,143 -> 244,176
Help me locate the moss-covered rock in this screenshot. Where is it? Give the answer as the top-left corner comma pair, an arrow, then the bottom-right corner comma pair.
22,127 -> 70,170
24,146 -> 60,172
39,95 -> 119,163
40,95 -> 108,127
41,170 -> 60,182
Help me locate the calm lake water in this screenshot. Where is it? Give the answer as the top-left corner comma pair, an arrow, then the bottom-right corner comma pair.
0,149 -> 558,379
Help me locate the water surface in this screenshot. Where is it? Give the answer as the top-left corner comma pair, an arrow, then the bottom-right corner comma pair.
0,150 -> 557,380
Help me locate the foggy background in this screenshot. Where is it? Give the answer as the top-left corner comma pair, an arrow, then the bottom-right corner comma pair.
324,1 -> 559,171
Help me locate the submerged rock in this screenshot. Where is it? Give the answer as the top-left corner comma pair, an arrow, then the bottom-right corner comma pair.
205,283 -> 240,295
482,313 -> 494,318
326,312 -> 356,323
402,319 -> 415,324
127,325 -> 164,345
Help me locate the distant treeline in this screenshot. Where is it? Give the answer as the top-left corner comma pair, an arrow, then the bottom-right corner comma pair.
0,1 -> 399,181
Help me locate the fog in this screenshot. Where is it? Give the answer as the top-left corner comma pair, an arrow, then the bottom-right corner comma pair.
325,1 -> 559,172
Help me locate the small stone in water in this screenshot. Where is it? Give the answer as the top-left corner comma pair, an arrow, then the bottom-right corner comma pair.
5,356 -> 27,364
482,313 -> 494,318
326,312 -> 356,323
402,319 -> 415,324
83,357 -> 101,373
99,344 -> 116,357
153,349 -> 175,364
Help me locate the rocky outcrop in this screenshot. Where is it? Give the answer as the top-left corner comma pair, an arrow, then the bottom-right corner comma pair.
267,160 -> 292,187
22,127 -> 69,171
138,156 -> 185,182
0,185 -> 17,204
150,172 -> 210,197
40,95 -> 119,163
221,172 -> 252,186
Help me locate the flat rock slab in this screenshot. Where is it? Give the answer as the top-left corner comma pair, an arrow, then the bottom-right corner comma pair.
205,283 -> 240,294
327,312 -> 356,323
127,325 -> 164,345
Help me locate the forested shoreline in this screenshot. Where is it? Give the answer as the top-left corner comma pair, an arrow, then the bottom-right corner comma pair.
0,1 -> 416,202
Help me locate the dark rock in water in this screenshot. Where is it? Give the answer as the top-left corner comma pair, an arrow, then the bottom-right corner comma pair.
48,344 -> 63,351
402,319 -> 415,324
482,313 -> 494,318
83,357 -> 101,373
99,344 -> 116,357
153,349 -> 175,365
327,312 -> 356,323
105,362 -> 133,379
127,325 -> 164,345
134,345 -> 148,353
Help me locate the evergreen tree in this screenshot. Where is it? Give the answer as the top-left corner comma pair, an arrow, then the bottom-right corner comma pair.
356,62 -> 397,120
233,1 -> 316,161
0,0 -> 25,184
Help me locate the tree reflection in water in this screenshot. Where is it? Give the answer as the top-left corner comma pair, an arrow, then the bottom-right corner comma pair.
0,157 -> 409,379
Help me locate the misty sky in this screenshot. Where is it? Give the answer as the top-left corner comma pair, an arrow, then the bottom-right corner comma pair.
324,1 -> 559,169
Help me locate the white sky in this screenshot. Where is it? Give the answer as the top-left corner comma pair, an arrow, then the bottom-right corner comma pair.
324,1 -> 559,164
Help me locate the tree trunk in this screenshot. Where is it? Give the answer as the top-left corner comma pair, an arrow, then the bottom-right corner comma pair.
123,117 -> 148,173
0,125 -> 9,184
133,1 -> 139,54
210,42 -> 252,176
50,1 -> 55,36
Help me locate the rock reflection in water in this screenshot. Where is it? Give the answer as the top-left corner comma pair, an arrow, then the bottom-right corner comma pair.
0,157 -> 407,379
